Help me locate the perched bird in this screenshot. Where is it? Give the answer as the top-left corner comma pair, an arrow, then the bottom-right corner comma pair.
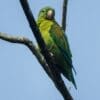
37,7 -> 77,89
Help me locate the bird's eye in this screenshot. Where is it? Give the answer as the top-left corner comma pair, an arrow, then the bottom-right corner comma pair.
41,10 -> 45,13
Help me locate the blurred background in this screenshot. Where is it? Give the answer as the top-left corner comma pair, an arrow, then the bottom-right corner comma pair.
0,0 -> 100,100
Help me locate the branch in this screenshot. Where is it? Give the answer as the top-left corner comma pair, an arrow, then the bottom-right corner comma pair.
0,32 -> 52,78
0,32 -> 30,44
19,0 -> 73,100
62,0 -> 68,31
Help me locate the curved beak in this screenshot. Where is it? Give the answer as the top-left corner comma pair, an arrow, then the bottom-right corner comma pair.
47,10 -> 55,20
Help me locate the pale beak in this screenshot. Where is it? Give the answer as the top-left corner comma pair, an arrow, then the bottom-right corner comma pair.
47,10 -> 54,20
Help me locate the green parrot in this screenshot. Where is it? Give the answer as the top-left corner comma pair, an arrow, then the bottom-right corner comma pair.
37,7 -> 77,89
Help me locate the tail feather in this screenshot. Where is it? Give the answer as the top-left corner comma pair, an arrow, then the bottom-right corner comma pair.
71,73 -> 77,89
63,70 -> 77,89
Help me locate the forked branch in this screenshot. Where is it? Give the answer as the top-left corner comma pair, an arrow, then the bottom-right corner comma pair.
0,0 -> 73,99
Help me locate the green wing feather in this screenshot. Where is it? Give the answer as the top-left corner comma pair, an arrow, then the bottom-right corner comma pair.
49,22 -> 77,88
49,22 -> 76,73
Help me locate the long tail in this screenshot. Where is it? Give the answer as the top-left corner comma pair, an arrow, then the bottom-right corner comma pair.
63,70 -> 77,89
71,73 -> 77,89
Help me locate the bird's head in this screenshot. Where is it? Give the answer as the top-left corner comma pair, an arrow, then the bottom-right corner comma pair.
38,7 -> 55,20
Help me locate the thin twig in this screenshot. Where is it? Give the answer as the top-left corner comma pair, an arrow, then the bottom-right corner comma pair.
62,0 -> 68,31
19,0 -> 73,100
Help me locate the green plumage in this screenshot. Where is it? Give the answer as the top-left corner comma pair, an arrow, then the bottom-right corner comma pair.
37,7 -> 77,89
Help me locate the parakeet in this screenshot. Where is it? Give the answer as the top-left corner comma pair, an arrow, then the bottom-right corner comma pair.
37,7 -> 77,89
